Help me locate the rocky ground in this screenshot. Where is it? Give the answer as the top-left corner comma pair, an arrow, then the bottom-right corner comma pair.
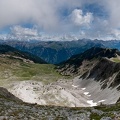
7,80 -> 91,107
0,92 -> 120,120
6,76 -> 120,108
2,72 -> 120,119
0,46 -> 120,119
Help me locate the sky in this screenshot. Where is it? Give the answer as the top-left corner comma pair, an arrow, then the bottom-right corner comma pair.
0,0 -> 120,41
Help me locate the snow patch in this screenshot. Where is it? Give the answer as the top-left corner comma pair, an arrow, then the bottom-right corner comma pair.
72,85 -> 78,88
98,100 -> 106,103
81,88 -> 86,90
87,100 -> 97,107
84,92 -> 89,95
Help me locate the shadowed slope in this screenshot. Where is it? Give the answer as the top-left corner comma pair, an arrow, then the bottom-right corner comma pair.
58,47 -> 120,76
0,45 -> 47,64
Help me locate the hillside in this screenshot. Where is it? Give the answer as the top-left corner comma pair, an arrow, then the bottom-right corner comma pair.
2,39 -> 120,64
0,45 -> 120,119
57,47 -> 120,105
0,45 -> 65,86
2,39 -> 103,64
0,45 -> 47,64
57,47 -> 120,76
0,87 -> 120,119
57,47 -> 120,89
0,87 -> 22,102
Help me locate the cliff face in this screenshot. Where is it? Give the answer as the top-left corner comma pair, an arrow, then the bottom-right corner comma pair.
56,47 -> 120,106
80,58 -> 120,89
58,47 -> 120,74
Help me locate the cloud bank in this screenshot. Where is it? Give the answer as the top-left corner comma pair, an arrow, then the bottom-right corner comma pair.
0,0 -> 120,40
0,0 -> 83,31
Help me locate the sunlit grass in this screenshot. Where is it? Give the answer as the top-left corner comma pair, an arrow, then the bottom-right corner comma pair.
111,58 -> 120,63
0,56 -> 69,85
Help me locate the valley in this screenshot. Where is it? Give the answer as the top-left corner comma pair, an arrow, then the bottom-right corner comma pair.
2,39 -> 120,64
0,45 -> 120,119
1,0 -> 120,119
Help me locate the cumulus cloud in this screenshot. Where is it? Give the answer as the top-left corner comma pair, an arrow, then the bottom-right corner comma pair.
0,0 -> 57,31
0,0 -> 120,40
103,0 -> 120,29
10,26 -> 38,37
86,0 -> 120,40
5,26 -> 39,41
0,25 -> 79,41
70,9 -> 93,27
0,0 -> 83,32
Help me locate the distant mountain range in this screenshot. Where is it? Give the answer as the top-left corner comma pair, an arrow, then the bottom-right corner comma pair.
1,39 -> 120,64
0,44 -> 120,118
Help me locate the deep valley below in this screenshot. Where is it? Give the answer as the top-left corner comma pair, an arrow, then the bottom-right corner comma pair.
0,45 -> 120,119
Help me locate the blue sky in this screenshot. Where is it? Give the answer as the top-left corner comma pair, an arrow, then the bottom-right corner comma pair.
0,0 -> 120,41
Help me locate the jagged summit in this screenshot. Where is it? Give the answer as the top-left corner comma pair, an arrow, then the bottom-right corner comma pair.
58,47 -> 120,74
61,47 -> 120,64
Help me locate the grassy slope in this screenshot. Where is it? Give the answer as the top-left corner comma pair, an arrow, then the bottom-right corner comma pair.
0,56 -> 67,86
111,58 -> 120,63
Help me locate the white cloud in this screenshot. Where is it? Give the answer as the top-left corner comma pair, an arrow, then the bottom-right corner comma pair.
102,0 -> 120,28
0,26 -> 40,41
0,26 -> 79,41
10,26 -> 38,37
109,29 -> 120,39
0,0 -> 83,32
0,0 -> 120,40
70,9 -> 93,27
1,25 -> 120,41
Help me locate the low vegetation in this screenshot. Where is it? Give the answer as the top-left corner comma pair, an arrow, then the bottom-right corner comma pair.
0,56 -> 69,86
111,58 -> 120,63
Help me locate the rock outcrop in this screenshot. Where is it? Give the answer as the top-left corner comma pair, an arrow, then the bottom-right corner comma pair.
0,87 -> 22,102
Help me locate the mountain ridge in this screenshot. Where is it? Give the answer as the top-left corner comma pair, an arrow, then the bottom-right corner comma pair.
1,39 -> 104,64
56,47 -> 120,106
57,47 -> 120,75
1,39 -> 120,64
0,44 -> 47,64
